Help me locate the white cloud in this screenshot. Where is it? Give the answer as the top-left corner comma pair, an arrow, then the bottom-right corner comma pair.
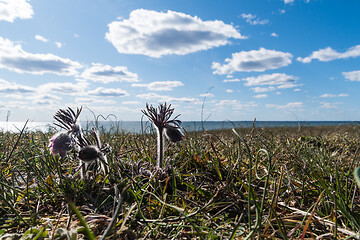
122,101 -> 141,105
343,70 -> 360,81
320,93 -> 349,98
3,94 -> 25,99
0,37 -> 82,75
136,92 -> 199,103
83,105 -> 141,116
132,81 -> 183,91
75,97 -> 117,105
5,99 -> 59,111
240,13 -> 254,20
55,42 -> 62,48
266,102 -> 303,110
254,94 -> 267,98
242,73 -> 299,88
105,9 -> 245,58
0,79 -> 90,102
320,94 -> 336,98
39,81 -> 88,95
200,93 -> 214,97
31,94 -> 61,106
0,0 -> 33,22
32,100 -> 56,106
33,94 -> 61,101
88,87 -> 129,97
298,45 -> 360,63
271,32 -> 278,37
212,48 -> 292,74
216,99 -> 240,106
319,102 -> 337,109
277,82 -> 299,89
216,99 -> 257,110
81,63 -> 139,83
252,19 -> 269,25
0,78 -> 35,94
35,35 -> 48,43
226,89 -> 234,93
284,0 -> 295,3
252,86 -> 276,93
0,78 -> 134,107
223,78 -> 241,83
241,13 -> 269,25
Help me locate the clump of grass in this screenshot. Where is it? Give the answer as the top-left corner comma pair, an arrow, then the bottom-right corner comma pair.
1,118 -> 360,239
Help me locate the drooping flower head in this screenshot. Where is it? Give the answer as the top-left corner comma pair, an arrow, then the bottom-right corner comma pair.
76,127 -> 111,175
78,145 -> 102,163
164,125 -> 184,143
76,128 -> 111,162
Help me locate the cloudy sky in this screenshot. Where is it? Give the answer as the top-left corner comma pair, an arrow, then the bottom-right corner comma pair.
0,0 -> 359,122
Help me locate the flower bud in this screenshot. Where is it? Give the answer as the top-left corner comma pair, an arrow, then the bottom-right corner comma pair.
78,145 -> 101,163
164,125 -> 184,143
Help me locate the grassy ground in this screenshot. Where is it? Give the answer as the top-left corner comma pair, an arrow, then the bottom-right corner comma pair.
1,123 -> 360,239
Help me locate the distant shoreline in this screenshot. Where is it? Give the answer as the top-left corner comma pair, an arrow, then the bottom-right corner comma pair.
0,120 -> 358,133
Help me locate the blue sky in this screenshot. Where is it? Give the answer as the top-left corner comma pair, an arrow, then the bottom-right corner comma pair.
0,0 -> 360,122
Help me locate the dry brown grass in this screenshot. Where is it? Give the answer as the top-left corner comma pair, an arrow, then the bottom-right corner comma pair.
1,124 -> 360,239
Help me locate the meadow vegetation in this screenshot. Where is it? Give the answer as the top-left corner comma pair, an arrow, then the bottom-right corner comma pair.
1,119 -> 360,239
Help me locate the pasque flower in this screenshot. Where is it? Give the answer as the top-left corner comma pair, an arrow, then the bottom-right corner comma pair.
76,127 -> 111,176
53,107 -> 83,137
49,107 -> 83,158
49,107 -> 111,178
48,132 -> 73,158
142,103 -> 183,168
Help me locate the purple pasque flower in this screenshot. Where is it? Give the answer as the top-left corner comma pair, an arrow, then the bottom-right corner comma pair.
50,107 -> 82,158
142,103 -> 183,168
48,132 -> 73,158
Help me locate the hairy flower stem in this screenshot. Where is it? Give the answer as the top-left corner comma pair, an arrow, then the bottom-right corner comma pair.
157,127 -> 164,168
142,103 -> 182,169
92,129 -> 109,175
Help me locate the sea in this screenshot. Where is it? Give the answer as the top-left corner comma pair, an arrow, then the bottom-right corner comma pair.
0,120 -> 358,133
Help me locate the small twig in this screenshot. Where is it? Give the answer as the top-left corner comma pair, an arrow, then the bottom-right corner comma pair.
300,191 -> 324,240
119,202 -> 137,232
